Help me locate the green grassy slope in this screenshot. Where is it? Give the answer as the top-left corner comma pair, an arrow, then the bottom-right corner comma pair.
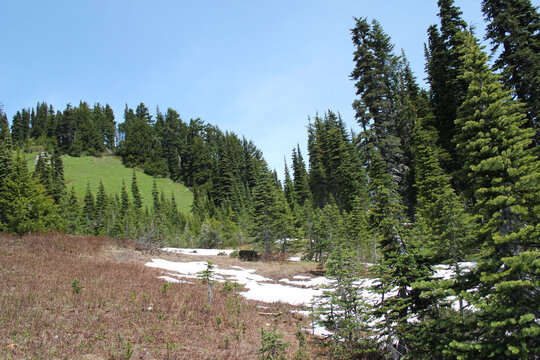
27,153 -> 193,213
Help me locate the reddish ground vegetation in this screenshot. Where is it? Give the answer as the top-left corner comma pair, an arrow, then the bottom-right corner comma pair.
0,233 -> 325,359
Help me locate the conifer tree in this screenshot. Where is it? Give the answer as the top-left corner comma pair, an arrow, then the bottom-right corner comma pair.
0,118 -> 14,226
449,31 -> 540,359
118,103 -> 154,168
33,152 -> 52,192
273,182 -> 295,254
365,147 -> 432,358
283,158 -> 296,210
351,19 -> 418,211
425,0 -> 469,175
11,110 -> 30,145
318,211 -> 375,358
412,120 -> 473,263
0,117 -> 13,181
131,170 -> 142,210
30,102 -> 48,139
0,104 -> 8,138
71,101 -> 103,156
403,119 -> 476,358
62,187 -> 80,232
50,149 -> 65,203
120,180 -> 130,217
0,152 -> 59,237
82,182 -> 95,226
152,178 -> 160,212
291,145 -> 311,207
482,0 -> 540,145
310,201 -> 343,262
56,104 -> 76,153
95,180 -> 108,234
251,164 -> 282,255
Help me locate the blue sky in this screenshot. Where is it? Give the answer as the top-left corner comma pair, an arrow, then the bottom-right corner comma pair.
0,0 -> 527,178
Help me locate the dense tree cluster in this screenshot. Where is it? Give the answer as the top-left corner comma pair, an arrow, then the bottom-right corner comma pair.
10,101 -> 116,156
1,0 -> 538,357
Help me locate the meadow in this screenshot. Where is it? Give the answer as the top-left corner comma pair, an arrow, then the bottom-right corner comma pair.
27,153 -> 193,213
0,233 -> 325,359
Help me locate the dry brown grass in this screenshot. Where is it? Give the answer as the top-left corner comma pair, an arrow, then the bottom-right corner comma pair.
0,233 -> 327,359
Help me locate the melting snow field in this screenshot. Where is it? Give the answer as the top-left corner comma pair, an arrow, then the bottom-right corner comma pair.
146,248 -> 476,337
161,248 -> 235,256
145,258 -> 330,306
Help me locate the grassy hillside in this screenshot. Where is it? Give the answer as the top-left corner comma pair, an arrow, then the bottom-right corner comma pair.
27,153 -> 193,213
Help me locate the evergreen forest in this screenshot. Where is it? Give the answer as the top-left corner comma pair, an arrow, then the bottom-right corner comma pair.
0,0 -> 538,358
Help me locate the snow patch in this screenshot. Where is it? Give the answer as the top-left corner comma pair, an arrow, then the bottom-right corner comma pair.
161,247 -> 235,256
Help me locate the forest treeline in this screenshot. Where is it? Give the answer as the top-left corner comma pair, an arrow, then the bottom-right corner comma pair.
1,0 -> 539,358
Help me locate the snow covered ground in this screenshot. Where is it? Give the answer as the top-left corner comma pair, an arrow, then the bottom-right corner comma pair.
145,258 -> 330,306
146,248 -> 475,337
161,247 -> 235,256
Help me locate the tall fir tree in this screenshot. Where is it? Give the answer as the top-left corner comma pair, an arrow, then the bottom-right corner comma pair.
82,182 -> 95,226
50,148 -> 65,203
291,144 -> 311,207
251,164 -> 283,255
449,31 -> 540,359
425,0 -> 469,175
131,170 -> 142,210
95,180 -> 108,234
11,109 -> 30,145
350,18 -> 419,213
283,158 -> 296,210
482,0 -> 540,145
0,115 -> 14,226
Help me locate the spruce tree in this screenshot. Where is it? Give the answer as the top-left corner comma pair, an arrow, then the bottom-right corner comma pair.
482,0 -> 540,145
283,158 -> 296,210
120,180 -> 130,217
11,110 -> 30,145
0,120 -> 14,226
50,149 -> 65,203
152,178 -> 160,212
0,152 -> 59,237
31,102 -> 48,139
56,104 -> 76,153
351,19 -> 418,212
318,209 -> 375,358
366,147 -> 432,358
0,106 -> 10,141
291,145 -> 311,207
425,0 -> 469,175
450,31 -> 540,359
33,152 -> 52,193
131,170 -> 142,210
82,182 -> 95,226
0,117 -> 13,181
95,180 -> 108,234
251,164 -> 281,255
62,187 -> 80,232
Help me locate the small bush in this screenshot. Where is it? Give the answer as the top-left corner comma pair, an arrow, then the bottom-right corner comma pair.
258,327 -> 289,360
71,278 -> 83,294
161,282 -> 173,294
238,250 -> 260,261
